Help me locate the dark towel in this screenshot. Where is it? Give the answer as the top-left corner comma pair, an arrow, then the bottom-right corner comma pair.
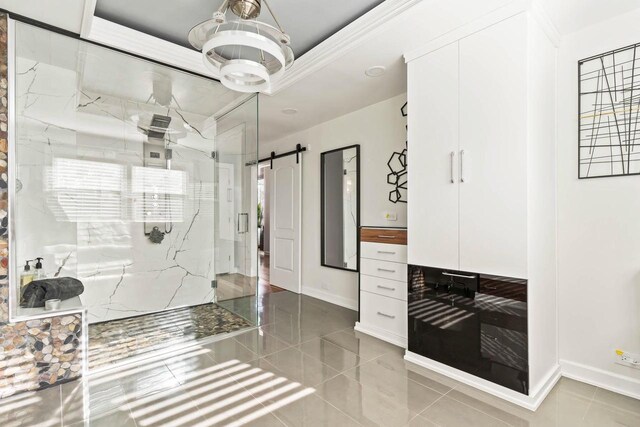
21,277 -> 84,308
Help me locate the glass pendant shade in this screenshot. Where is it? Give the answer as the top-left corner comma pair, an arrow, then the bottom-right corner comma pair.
188,0 -> 294,93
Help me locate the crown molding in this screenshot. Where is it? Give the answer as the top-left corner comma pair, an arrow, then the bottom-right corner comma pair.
529,0 -> 561,47
266,0 -> 423,95
86,0 -> 422,95
87,17 -> 218,80
80,0 -> 97,38
404,0 -> 528,62
403,0 -> 561,63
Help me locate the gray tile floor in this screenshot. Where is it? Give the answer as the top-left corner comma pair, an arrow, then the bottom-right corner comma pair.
1,291 -> 639,426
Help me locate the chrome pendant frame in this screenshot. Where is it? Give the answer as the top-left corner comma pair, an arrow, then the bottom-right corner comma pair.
188,0 -> 293,93
229,0 -> 261,19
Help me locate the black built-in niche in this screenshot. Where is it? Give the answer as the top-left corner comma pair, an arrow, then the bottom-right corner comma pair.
408,265 -> 529,394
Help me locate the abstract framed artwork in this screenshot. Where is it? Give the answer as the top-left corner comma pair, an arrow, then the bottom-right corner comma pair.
579,43 -> 640,178
386,101 -> 408,203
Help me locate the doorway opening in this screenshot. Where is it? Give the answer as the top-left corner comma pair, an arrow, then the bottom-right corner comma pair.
258,163 -> 284,295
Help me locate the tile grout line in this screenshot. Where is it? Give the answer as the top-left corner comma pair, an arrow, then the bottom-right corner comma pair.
364,350 -> 454,396
58,386 -> 63,426
444,394 -> 523,427
413,391 -> 449,426
151,358 -> 282,426
312,391 -> 367,426
431,389 -> 514,427
580,385 -> 598,421
234,329 -> 297,356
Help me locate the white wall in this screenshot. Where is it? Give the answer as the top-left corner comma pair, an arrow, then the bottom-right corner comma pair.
557,9 -> 640,398
261,94 -> 408,309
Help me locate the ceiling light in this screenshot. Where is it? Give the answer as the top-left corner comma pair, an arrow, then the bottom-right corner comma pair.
365,66 -> 386,77
282,108 -> 298,115
189,0 -> 294,93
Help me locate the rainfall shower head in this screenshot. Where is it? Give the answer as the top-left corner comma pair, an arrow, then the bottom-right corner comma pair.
146,114 -> 172,139
132,112 -> 187,141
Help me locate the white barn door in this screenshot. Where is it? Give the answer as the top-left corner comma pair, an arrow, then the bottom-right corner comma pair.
269,155 -> 301,293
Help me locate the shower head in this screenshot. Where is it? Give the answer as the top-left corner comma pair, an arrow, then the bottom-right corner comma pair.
134,113 -> 187,141
147,114 -> 172,139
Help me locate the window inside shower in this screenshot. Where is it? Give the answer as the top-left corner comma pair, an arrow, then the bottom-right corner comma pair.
10,21 -> 259,365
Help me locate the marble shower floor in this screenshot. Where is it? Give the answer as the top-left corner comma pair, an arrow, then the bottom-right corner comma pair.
88,303 -> 252,370
2,290 -> 638,426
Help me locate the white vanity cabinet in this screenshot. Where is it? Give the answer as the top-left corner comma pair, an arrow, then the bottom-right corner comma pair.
355,227 -> 407,347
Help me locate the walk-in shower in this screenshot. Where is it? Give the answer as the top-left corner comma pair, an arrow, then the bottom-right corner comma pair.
9,21 -> 259,368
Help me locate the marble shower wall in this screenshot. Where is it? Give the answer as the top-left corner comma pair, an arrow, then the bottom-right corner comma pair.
0,13 -> 85,399
14,54 -> 218,324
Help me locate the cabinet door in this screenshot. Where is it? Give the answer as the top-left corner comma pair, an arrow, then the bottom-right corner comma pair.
458,14 -> 528,278
407,42 -> 459,270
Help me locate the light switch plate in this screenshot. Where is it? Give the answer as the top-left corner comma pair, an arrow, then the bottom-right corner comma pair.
384,211 -> 397,221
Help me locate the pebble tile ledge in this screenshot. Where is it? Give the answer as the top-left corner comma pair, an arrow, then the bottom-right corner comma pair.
0,13 -> 84,399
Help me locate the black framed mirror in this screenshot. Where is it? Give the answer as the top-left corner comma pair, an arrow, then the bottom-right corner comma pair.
321,144 -> 360,272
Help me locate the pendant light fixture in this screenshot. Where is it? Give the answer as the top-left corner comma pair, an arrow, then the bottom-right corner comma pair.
188,0 -> 294,93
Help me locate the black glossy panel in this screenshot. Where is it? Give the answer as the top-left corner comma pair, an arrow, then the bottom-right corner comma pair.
408,265 -> 529,395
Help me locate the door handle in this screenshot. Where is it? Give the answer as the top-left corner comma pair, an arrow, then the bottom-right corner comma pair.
460,150 -> 465,183
377,235 -> 396,239
450,151 -> 455,183
237,213 -> 249,233
442,271 -> 476,279
377,268 -> 396,273
377,285 -> 396,291
377,250 -> 396,254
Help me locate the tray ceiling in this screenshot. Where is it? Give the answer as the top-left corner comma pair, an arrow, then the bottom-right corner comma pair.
95,0 -> 385,58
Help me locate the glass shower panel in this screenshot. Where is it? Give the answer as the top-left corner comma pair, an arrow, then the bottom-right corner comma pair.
11,21 -> 258,366
214,97 -> 259,304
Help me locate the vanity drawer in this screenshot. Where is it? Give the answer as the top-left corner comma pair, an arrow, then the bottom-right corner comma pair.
361,258 -> 407,282
360,275 -> 407,301
360,291 -> 407,338
360,228 -> 407,245
361,242 -> 407,263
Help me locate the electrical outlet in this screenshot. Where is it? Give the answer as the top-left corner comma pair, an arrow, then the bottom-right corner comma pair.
384,211 -> 397,221
615,349 -> 640,369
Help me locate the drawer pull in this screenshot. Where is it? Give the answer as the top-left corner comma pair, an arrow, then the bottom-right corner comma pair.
377,312 -> 396,319
377,268 -> 396,273
377,250 -> 396,254
377,235 -> 396,239
377,285 -> 396,291
442,272 -> 476,279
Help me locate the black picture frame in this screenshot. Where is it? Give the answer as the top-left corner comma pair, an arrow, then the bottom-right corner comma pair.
578,42 -> 640,179
320,144 -> 361,272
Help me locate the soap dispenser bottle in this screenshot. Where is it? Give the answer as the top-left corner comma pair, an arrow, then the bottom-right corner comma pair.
20,260 -> 34,295
34,257 -> 46,280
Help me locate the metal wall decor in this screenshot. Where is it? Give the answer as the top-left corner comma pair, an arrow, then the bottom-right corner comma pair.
579,43 -> 640,178
387,102 -> 408,203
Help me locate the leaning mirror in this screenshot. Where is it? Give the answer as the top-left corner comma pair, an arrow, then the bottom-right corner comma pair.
321,145 -> 360,271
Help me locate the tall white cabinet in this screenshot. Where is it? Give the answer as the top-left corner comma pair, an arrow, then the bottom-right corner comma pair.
405,9 -> 559,410
408,14 -> 528,279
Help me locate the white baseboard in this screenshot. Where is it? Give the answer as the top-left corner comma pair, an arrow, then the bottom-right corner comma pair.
404,351 -> 561,411
560,359 -> 640,400
354,322 -> 407,348
301,286 -> 358,311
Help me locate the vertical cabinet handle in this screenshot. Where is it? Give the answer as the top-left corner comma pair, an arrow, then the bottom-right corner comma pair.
450,151 -> 455,183
460,150 -> 465,183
